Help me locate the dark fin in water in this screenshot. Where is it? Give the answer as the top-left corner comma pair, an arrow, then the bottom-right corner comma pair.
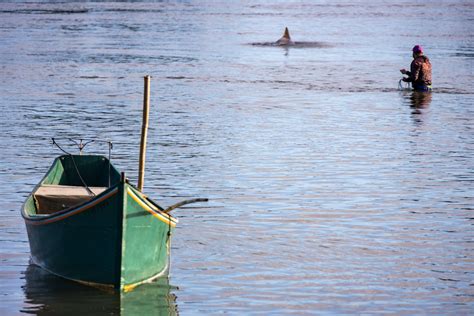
276,27 -> 294,46
283,27 -> 291,40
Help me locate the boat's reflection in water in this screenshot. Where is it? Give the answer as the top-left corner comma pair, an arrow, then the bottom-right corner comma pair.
22,263 -> 178,315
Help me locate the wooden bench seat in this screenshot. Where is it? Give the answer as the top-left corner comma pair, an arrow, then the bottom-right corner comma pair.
34,185 -> 107,214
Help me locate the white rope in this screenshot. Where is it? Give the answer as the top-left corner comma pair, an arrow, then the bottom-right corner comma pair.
398,79 -> 411,91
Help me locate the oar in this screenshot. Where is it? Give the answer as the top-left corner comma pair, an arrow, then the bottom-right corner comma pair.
163,198 -> 208,213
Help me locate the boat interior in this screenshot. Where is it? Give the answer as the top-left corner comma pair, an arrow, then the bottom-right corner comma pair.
29,155 -> 121,215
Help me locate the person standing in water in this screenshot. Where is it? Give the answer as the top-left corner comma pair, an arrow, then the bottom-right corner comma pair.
400,45 -> 432,91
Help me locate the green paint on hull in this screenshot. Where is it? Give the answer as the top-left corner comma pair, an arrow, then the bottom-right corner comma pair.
121,185 -> 174,290
21,155 -> 176,291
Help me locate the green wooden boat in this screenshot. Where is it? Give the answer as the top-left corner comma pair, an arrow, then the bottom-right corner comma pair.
22,154 -> 184,292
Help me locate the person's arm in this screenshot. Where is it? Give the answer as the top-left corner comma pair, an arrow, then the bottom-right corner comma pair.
404,60 -> 422,82
400,68 -> 412,82
400,68 -> 411,75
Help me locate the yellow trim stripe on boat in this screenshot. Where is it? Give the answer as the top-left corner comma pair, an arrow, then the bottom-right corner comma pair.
123,284 -> 136,293
25,188 -> 119,226
126,188 -> 177,227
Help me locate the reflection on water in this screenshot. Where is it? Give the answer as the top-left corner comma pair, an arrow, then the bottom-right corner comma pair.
408,91 -> 432,110
121,280 -> 178,316
22,264 -> 177,315
401,91 -> 433,126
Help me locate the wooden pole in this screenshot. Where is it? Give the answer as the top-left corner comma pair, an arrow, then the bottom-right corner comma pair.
138,75 -> 151,192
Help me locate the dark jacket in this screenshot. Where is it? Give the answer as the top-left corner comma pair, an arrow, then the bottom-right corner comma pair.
404,55 -> 432,87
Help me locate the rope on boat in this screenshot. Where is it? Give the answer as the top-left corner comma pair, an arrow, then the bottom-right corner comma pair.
71,139 -> 114,187
52,138 -> 72,155
107,141 -> 113,187
53,138 -> 95,196
72,157 -> 95,196
68,138 -> 95,154
52,137 -> 111,197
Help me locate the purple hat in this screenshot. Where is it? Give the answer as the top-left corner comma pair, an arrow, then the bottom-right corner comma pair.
412,45 -> 423,54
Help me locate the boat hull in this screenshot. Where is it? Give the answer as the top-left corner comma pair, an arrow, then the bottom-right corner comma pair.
24,186 -> 123,287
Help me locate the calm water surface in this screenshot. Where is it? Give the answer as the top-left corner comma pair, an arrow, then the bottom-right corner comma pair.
0,1 -> 473,315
